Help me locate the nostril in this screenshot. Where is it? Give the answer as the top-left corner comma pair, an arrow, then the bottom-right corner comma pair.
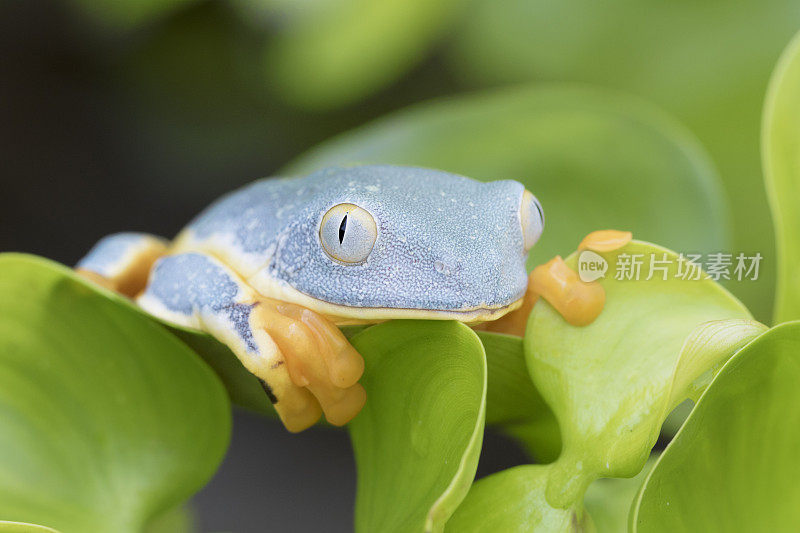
520,190 -> 544,251
434,260 -> 452,275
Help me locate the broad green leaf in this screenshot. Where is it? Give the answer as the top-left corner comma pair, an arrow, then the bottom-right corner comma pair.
499,417 -> 561,466
526,241 -> 764,508
259,0 -> 464,109
448,0 -> 800,320
476,332 -> 561,462
445,465 -> 591,532
477,332 -> 548,425
144,505 -> 194,533
0,504 -> 201,533
0,523 -> 59,533
348,321 -> 486,533
0,509 -> 192,533
631,321 -> 800,531
161,318 -> 557,456
583,455 -> 656,533
287,85 -> 728,273
659,400 -> 693,439
447,445 -> 656,532
0,254 -> 231,533
169,326 -> 273,416
763,30 -> 800,323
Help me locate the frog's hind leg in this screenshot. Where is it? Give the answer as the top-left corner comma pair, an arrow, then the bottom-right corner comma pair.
137,252 -> 366,432
76,232 -> 168,297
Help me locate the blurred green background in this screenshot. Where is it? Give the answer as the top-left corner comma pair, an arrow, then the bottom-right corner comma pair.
2,0 -> 797,530
4,0 -> 794,319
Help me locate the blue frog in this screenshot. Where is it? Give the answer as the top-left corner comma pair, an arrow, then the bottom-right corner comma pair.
77,165 -> 544,431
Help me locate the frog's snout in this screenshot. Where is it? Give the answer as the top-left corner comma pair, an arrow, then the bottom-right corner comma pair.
430,252 -> 526,311
520,190 -> 544,251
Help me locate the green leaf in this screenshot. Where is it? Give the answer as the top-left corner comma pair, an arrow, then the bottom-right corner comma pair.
763,30 -> 800,324
143,505 -> 194,533
583,455 -> 657,533
259,0 -> 465,109
658,400 -> 693,439
525,241 -> 763,508
445,465 -> 590,532
171,325 -> 371,418
447,444 -> 657,532
348,321 -> 486,533
448,0 -> 800,320
0,523 -> 59,533
163,322 -> 562,469
167,321 -> 560,467
169,327 -> 274,416
477,332 -> 546,425
0,254 -> 231,533
499,417 -> 561,466
476,332 -> 560,462
287,85 -> 728,272
631,321 -> 800,531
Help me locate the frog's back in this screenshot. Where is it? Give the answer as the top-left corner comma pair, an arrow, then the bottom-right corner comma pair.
172,175 -> 312,277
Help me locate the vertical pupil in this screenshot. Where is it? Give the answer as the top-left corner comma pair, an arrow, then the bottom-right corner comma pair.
338,214 -> 348,244
533,200 -> 543,223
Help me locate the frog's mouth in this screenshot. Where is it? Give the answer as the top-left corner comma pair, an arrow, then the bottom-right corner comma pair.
322,297 -> 525,326
246,267 -> 526,325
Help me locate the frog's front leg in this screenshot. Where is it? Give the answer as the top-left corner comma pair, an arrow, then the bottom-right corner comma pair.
137,252 -> 366,432
76,232 -> 168,297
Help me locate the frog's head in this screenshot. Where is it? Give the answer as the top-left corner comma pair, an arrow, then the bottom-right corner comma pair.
261,165 -> 543,323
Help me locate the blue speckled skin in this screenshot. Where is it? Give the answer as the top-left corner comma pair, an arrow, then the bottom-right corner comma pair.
77,233 -> 157,277
146,253 -> 258,352
185,165 -> 530,311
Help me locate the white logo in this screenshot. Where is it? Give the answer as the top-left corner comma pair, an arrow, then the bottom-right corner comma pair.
578,250 -> 608,282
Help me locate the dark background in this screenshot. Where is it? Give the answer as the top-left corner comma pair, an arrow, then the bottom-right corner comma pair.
0,2 -> 529,531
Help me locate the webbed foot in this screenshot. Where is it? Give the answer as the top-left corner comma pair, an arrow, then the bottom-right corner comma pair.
250,298 -> 366,430
476,230 -> 632,334
530,230 -> 632,326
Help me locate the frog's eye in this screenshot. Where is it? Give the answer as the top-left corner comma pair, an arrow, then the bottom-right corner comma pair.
520,190 -> 544,251
319,203 -> 377,263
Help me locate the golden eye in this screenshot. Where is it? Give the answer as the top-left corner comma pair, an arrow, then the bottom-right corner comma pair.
520,190 -> 544,251
319,203 -> 377,263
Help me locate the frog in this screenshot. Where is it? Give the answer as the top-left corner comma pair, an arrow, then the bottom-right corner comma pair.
76,164 -> 546,432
